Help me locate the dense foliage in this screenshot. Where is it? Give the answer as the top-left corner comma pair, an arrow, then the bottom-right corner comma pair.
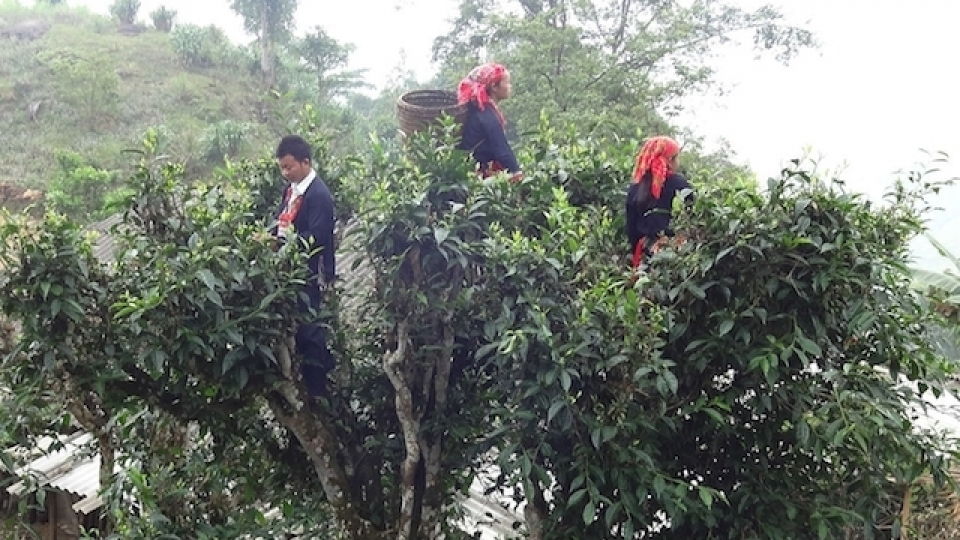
2,1 -> 958,539
1,118 -> 958,538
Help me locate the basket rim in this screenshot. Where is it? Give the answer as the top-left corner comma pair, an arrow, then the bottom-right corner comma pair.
399,89 -> 456,97
397,89 -> 458,106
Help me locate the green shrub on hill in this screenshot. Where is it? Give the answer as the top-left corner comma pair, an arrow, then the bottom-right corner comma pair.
202,119 -> 253,163
109,0 -> 140,25
170,23 -> 238,68
45,150 -> 115,219
150,5 -> 175,32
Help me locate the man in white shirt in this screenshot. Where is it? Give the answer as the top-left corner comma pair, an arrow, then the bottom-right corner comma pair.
273,135 -> 337,397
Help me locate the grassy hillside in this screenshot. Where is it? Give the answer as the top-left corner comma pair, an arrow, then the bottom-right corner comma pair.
0,1 -> 289,216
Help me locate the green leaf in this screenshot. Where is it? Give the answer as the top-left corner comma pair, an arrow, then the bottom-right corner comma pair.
715,246 -> 734,262
206,289 -> 223,308
223,348 -> 244,374
925,232 -> 960,271
547,400 -> 564,422
662,370 -> 678,395
258,291 -> 280,310
796,334 -> 822,357
911,267 -> 960,295
197,268 -> 222,291
433,228 -> 449,245
150,350 -> 166,373
797,419 -> 811,445
568,488 -> 587,509
582,499 -> 596,526
63,299 -> 84,323
544,368 -> 557,387
570,474 -> 585,492
718,319 -> 734,337
698,487 -> 714,508
591,428 -> 602,449
687,282 -> 707,299
704,408 -> 726,424
652,475 -> 666,497
225,327 -> 243,345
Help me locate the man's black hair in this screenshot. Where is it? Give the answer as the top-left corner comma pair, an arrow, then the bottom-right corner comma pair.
276,135 -> 312,163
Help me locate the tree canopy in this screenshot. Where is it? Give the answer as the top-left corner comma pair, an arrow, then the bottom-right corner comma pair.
1,117 -> 958,538
431,0 -> 815,136
2,1 -> 959,539
230,0 -> 299,86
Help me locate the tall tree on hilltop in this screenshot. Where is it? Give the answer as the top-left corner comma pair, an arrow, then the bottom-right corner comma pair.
432,0 -> 816,135
294,26 -> 366,102
231,0 -> 299,87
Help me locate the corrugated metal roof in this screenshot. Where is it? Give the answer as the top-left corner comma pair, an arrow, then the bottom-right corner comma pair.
73,492 -> 105,515
5,431 -> 110,515
53,457 -> 104,513
6,431 -> 93,496
461,488 -> 524,539
87,213 -> 122,263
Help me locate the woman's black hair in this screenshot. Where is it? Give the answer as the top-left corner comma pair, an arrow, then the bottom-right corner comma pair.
630,170 -> 656,210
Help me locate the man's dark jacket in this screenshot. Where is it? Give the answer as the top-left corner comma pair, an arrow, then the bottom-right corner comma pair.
275,176 -> 337,306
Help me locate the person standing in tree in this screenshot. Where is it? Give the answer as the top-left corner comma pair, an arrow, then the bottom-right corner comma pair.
273,135 -> 336,397
457,63 -> 523,183
625,136 -> 694,269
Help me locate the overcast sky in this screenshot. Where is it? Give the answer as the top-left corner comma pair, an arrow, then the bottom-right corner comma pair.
37,0 -> 960,268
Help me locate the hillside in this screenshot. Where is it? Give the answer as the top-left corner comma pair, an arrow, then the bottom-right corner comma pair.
0,2 -> 284,213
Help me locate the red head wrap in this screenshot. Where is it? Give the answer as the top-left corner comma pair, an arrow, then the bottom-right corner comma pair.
458,63 -> 508,124
632,136 -> 680,199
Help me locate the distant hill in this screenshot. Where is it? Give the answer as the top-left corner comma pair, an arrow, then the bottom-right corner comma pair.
0,3 -> 282,197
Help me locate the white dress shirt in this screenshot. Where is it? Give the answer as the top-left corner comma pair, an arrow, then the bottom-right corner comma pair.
278,169 -> 316,239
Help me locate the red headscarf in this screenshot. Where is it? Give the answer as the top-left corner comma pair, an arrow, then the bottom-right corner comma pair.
458,63 -> 507,124
632,136 -> 680,199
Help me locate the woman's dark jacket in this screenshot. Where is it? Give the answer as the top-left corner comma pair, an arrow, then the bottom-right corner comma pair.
625,172 -> 693,249
458,102 -> 520,174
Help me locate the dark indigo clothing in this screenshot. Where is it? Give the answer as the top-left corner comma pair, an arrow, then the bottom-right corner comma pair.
458,102 -> 520,174
296,316 -> 334,396
282,177 -> 336,284
625,172 -> 693,250
273,175 -> 337,396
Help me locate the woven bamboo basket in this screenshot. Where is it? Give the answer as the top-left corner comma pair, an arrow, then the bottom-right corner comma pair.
397,90 -> 467,137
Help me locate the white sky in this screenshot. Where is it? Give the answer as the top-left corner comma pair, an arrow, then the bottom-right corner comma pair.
35,0 -> 960,267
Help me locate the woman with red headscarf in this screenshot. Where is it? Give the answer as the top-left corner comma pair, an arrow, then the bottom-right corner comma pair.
457,63 -> 523,183
625,136 -> 694,269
